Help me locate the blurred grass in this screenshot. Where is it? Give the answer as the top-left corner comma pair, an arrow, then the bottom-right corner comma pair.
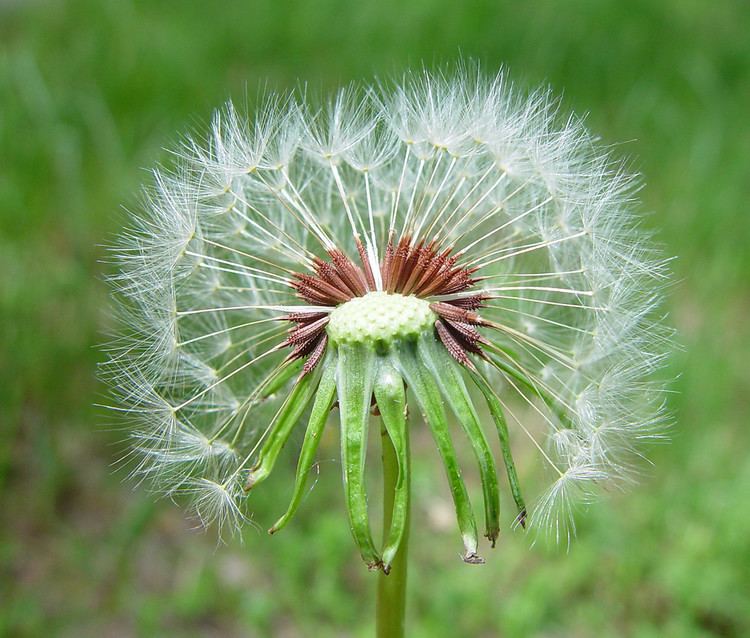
1,0 -> 749,636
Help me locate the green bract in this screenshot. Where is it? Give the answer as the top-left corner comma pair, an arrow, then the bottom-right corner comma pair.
248,323 -> 527,569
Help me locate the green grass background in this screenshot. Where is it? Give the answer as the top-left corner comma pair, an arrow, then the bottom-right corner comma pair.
1,0 -> 749,636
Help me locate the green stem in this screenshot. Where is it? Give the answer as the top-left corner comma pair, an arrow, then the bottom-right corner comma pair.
376,422 -> 409,638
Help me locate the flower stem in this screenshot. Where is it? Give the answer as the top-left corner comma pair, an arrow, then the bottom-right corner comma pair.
376,423 -> 409,638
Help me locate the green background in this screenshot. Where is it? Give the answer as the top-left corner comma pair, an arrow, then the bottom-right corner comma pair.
1,1 -> 749,636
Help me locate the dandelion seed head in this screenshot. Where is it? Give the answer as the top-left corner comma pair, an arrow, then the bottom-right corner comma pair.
103,64 -> 671,545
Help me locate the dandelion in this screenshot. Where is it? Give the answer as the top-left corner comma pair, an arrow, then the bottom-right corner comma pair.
103,67 -> 670,591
